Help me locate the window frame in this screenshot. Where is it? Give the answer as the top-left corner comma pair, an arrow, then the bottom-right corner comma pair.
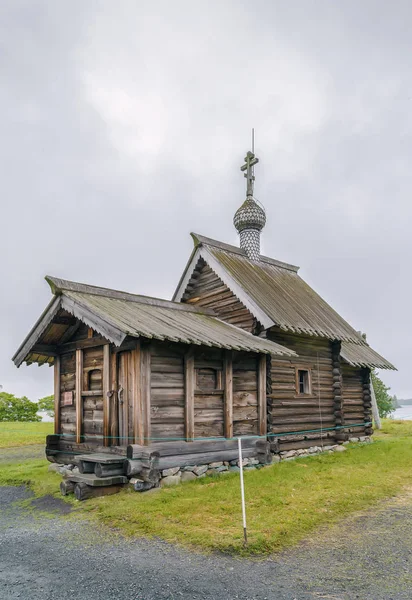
295,367 -> 313,396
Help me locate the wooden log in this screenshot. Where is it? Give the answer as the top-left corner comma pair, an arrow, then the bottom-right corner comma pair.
127,437 -> 257,458
126,452 -> 160,477
46,434 -> 60,448
78,460 -> 95,474
60,480 -> 75,496
95,463 -> 125,477
126,460 -> 142,477
158,448 -> 257,470
74,482 -> 124,501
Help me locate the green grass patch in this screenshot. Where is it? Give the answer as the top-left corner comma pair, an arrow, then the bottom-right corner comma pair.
0,459 -> 62,497
1,419 -> 412,555
0,421 -> 53,448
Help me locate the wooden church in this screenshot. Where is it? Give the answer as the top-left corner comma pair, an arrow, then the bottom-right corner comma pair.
13,147 -> 395,499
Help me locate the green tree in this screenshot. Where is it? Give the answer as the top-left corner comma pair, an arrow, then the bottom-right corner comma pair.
0,392 -> 41,422
371,371 -> 395,418
38,394 -> 54,417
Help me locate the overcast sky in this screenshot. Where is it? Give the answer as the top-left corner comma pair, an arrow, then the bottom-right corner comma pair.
1,0 -> 410,402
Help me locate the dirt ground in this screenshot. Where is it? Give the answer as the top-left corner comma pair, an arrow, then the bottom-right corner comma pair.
0,485 -> 412,600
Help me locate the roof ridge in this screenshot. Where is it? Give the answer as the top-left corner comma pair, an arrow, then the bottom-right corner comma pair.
191,232 -> 299,273
45,276 -> 216,316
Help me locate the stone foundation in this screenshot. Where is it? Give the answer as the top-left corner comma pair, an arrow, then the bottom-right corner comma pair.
51,436 -> 373,494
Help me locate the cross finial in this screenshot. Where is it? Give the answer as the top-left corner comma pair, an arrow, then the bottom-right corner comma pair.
240,130 -> 259,198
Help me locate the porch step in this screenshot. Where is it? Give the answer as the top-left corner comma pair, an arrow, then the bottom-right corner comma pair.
77,453 -> 127,465
65,473 -> 128,487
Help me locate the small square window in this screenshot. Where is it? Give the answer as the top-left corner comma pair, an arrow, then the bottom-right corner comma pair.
297,369 -> 311,395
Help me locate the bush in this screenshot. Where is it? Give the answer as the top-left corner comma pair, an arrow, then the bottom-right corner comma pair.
371,371 -> 395,419
0,392 -> 41,422
37,394 -> 54,417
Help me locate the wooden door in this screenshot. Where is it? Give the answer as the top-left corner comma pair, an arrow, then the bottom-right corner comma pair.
117,351 -> 134,445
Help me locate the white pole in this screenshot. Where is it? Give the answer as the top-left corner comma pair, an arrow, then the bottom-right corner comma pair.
370,374 -> 381,430
238,437 -> 248,545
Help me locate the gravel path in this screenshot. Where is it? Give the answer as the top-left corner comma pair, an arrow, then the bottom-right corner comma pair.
0,445 -> 45,463
0,485 -> 411,600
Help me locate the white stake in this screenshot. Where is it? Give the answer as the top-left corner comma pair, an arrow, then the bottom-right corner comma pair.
238,437 -> 248,545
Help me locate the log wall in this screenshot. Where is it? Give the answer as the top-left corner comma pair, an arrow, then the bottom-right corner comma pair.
232,352 -> 259,436
194,347 -> 224,438
267,329 -> 336,451
150,342 -> 185,442
59,351 -> 76,440
341,365 -> 372,436
181,259 -> 256,332
82,346 -> 104,442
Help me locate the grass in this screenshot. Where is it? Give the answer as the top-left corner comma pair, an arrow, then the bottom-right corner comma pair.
1,419 -> 412,555
0,421 -> 53,448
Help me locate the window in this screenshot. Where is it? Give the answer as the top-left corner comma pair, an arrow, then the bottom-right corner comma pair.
296,369 -> 311,395
196,368 -> 219,391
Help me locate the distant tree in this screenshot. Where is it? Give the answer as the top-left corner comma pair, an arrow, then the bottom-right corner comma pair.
38,394 -> 54,417
371,371 -> 395,418
0,392 -> 41,422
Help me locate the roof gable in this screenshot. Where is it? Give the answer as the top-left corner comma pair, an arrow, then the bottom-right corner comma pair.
13,276 -> 297,367
174,233 -> 365,343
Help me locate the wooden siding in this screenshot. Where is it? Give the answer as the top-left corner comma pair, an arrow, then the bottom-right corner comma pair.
268,330 -> 336,450
59,351 -> 76,440
82,346 -> 104,442
194,347 -> 224,438
181,259 -> 256,333
342,365 -> 367,436
150,342 -> 185,442
232,352 -> 259,436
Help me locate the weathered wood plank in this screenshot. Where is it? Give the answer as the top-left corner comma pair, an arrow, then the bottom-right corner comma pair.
184,347 -> 195,441
102,344 -> 110,447
110,352 -> 118,445
258,354 -> 267,436
141,344 -> 151,445
132,342 -> 143,445
223,350 -> 233,439
54,355 -> 61,435
75,349 -> 83,444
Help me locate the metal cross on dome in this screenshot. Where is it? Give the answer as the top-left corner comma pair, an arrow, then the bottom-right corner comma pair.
240,130 -> 259,198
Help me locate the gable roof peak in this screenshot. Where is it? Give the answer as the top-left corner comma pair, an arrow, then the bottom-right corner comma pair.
190,232 -> 300,273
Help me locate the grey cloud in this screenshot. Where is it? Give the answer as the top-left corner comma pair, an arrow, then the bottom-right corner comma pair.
1,0 -> 410,399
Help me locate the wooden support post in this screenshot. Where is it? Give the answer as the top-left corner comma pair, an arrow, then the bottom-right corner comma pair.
141,343 -> 151,446
54,355 -> 61,435
132,342 -> 143,445
258,354 -> 267,436
223,350 -> 233,439
131,340 -> 144,445
184,347 -> 195,442
110,352 -> 118,444
75,348 -> 83,444
103,344 -> 110,447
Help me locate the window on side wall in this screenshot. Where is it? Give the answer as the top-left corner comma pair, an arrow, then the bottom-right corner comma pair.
296,368 -> 311,395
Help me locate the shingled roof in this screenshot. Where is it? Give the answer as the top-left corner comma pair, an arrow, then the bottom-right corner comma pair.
12,276 -> 297,367
173,233 -> 395,369
341,341 -> 395,370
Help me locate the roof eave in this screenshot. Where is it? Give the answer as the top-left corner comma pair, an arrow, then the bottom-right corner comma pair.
12,296 -> 62,367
